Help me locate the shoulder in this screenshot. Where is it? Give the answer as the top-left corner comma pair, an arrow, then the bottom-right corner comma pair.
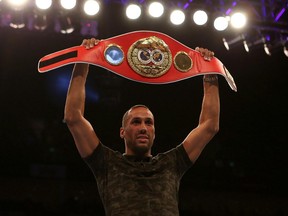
83,143 -> 122,164
154,144 -> 192,166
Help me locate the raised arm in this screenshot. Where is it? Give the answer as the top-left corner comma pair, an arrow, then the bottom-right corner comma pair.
64,38 -> 100,158
182,48 -> 220,163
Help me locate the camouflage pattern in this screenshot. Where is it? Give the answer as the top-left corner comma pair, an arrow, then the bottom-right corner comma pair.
84,143 -> 193,216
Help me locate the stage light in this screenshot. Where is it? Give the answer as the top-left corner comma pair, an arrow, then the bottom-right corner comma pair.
170,9 -> 185,25
60,17 -> 74,34
9,10 -> 25,28
284,46 -> 288,57
280,35 -> 288,57
6,0 -> 28,29
126,4 -> 141,20
222,38 -> 229,50
56,0 -> 76,34
56,15 -> 74,34
83,0 -> 100,16
222,34 -> 245,50
148,1 -> 164,18
33,12 -> 48,30
262,35 -> 273,56
35,0 -> 52,10
193,10 -> 208,26
60,0 -> 76,10
243,40 -> 249,52
230,12 -> 247,29
214,16 -> 229,31
264,43 -> 272,56
34,0 -> 52,31
7,0 -> 28,9
243,36 -> 265,52
242,37 -> 264,53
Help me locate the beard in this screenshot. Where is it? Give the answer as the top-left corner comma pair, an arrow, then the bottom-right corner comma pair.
133,144 -> 150,155
128,140 -> 153,156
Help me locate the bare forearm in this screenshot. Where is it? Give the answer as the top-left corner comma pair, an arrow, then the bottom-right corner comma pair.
199,75 -> 220,131
64,63 -> 89,121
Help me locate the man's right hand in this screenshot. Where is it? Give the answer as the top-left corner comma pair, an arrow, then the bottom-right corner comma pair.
82,38 -> 100,49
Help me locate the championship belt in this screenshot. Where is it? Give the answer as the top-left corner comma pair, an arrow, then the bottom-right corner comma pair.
38,30 -> 237,92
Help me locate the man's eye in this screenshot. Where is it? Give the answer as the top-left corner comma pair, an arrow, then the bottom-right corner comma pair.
132,119 -> 141,124
146,120 -> 153,125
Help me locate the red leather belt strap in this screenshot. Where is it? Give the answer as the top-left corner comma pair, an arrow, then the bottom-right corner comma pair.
38,30 -> 237,91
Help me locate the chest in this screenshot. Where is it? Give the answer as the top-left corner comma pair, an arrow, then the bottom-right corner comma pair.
106,159 -> 179,195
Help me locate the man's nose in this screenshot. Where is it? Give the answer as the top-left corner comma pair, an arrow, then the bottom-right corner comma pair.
139,123 -> 147,133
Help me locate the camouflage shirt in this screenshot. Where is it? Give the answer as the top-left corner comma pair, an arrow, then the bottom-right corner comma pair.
84,143 -> 193,216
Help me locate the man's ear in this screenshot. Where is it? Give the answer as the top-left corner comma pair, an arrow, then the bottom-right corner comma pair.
120,127 -> 124,139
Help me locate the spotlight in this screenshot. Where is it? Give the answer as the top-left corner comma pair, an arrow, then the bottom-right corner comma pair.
281,35 -> 288,57
223,38 -> 229,50
243,40 -> 249,52
7,0 -> 28,9
213,16 -> 229,31
243,37 -> 264,53
34,0 -> 52,31
222,34 -> 245,50
193,10 -> 208,26
170,9 -> 185,25
83,0 -> 100,16
35,0 -> 52,10
264,43 -> 272,56
284,46 -> 288,57
126,3 -> 141,20
55,11 -> 74,34
9,10 -> 25,28
60,0 -> 76,10
6,0 -> 28,29
33,11 -> 48,30
262,35 -> 273,56
230,11 -> 247,29
59,16 -> 74,34
148,1 -> 164,18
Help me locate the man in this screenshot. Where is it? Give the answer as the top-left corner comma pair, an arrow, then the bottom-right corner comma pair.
64,38 -> 219,216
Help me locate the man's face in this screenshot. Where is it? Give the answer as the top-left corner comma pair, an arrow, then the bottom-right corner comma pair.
120,107 -> 155,156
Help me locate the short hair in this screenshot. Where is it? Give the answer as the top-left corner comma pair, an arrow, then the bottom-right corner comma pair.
121,104 -> 152,127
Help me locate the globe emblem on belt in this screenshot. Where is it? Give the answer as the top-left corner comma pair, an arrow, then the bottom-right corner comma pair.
127,36 -> 172,78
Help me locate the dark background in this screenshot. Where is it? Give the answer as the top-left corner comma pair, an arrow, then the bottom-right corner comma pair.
1,1 -> 288,215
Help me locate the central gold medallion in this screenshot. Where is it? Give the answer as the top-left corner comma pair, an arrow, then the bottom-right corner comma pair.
127,36 -> 172,78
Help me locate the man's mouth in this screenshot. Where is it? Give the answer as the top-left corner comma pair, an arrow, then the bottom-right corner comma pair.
137,135 -> 149,141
